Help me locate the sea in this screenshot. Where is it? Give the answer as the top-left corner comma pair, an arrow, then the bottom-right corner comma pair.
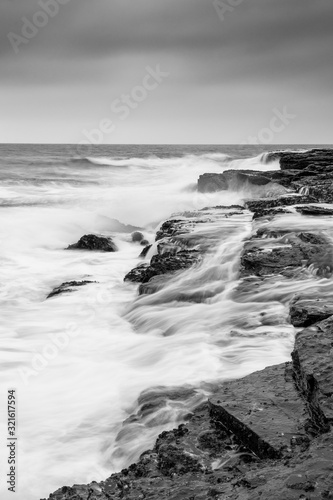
0,144 -> 330,499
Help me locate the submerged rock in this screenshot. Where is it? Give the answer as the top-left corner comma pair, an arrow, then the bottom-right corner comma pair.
47,280 -> 96,299
67,234 -> 117,252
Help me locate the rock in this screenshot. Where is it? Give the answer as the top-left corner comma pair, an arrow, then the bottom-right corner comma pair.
131,231 -> 145,243
290,296 -> 333,327
292,315 -> 333,424
139,244 -> 152,258
124,263 -> 150,283
267,148 -> 333,171
126,250 -> 200,287
296,205 -> 333,216
155,219 -> 189,241
246,195 -> 317,217
252,207 -> 292,220
67,234 -> 117,252
197,173 -> 228,192
209,363 -> 310,459
198,170 -> 276,193
240,231 -> 330,278
140,239 -> 149,246
47,280 -> 96,299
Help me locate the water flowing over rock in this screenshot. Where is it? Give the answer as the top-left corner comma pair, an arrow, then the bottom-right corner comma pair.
67,234 -> 118,252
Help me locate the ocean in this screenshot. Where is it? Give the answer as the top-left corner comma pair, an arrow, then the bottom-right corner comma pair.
0,144 -> 328,499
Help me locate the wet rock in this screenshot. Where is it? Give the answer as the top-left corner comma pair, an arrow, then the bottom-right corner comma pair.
155,219 -> 190,241
197,173 -> 228,192
138,250 -> 200,286
47,280 -> 96,299
240,231 -> 329,277
246,195 -> 317,217
252,207 -> 293,220
209,363 -> 310,459
292,315 -> 333,424
67,234 -> 117,252
131,231 -> 145,243
267,148 -> 333,171
140,238 -> 149,246
290,296 -> 333,327
296,205 -> 333,216
139,244 -> 152,258
124,263 -> 150,282
198,170 -> 274,193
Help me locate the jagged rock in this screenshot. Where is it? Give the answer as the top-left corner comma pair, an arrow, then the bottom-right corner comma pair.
267,148 -> 333,171
296,205 -> 333,216
131,231 -> 144,243
292,316 -> 333,424
198,170 -> 275,193
155,219 -> 189,241
127,250 -> 200,287
240,231 -> 329,277
209,363 -> 310,459
67,234 -> 117,252
47,280 -> 96,299
290,296 -> 333,327
124,263 -> 150,282
246,195 -> 317,217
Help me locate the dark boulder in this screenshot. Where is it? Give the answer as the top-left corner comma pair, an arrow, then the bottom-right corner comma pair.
131,231 -> 145,243
124,263 -> 149,283
125,250 -> 200,287
47,280 -> 96,299
67,234 -> 117,252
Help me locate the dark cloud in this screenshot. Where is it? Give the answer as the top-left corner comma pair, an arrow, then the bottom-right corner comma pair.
0,0 -> 332,142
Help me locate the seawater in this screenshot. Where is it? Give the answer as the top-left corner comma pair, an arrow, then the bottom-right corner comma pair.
0,144 -> 329,500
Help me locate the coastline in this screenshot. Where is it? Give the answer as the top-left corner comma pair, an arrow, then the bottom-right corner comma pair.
43,148 -> 333,500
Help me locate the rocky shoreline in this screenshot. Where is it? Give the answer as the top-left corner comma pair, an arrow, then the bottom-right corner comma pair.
43,148 -> 333,500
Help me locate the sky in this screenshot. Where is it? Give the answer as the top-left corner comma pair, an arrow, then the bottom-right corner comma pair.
0,0 -> 332,144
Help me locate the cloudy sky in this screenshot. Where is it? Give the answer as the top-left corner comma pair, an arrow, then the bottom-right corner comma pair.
1,0 -> 332,143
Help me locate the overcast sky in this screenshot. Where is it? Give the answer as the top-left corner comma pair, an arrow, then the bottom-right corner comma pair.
1,0 -> 332,144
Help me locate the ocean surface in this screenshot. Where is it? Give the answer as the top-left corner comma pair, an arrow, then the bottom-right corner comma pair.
0,144 -> 329,499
